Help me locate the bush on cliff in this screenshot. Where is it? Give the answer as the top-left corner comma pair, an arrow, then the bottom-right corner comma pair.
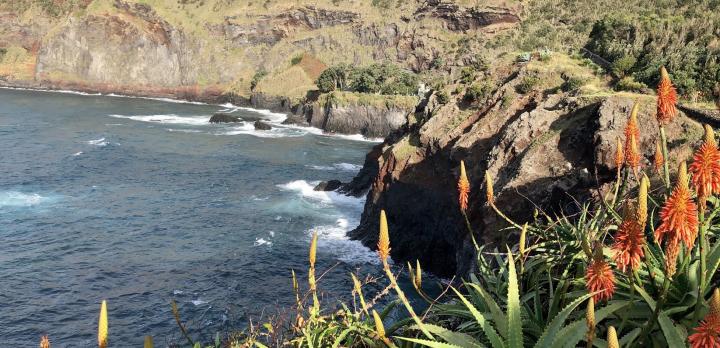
316,63 -> 418,96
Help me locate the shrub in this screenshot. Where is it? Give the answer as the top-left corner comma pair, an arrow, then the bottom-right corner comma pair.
459,67 -> 477,84
316,65 -> 350,93
430,56 -> 444,69
615,76 -> 646,92
435,90 -> 450,105
250,70 -> 267,91
464,82 -> 493,103
516,75 -> 540,94
561,75 -> 586,92
611,54 -> 636,76
290,54 -> 303,66
317,63 -> 418,96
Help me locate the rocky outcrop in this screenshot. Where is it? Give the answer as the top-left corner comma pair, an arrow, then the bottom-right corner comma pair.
210,113 -> 241,123
348,66 -> 703,277
213,6 -> 359,46
308,102 -> 412,138
314,180 -> 343,192
254,120 -> 272,130
415,1 -> 521,32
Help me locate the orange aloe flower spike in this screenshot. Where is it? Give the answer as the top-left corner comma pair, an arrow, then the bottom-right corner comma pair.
612,201 -> 646,273
458,160 -> 470,212
690,125 -> 720,209
656,66 -> 678,125
655,161 -> 699,250
40,336 -> 50,348
586,248 -> 616,302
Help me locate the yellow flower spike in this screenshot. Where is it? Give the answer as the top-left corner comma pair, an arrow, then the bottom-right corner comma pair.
372,310 -> 386,338
377,210 -> 391,265
607,326 -> 619,348
309,231 -> 318,268
485,172 -> 495,205
351,273 -> 361,294
40,335 -> 50,348
415,259 -> 422,288
711,288 -> 720,317
519,223 -> 528,255
144,336 -> 154,348
98,300 -> 108,348
637,175 -> 649,229
678,161 -> 689,190
615,137 -> 625,172
705,124 -> 717,147
585,297 -> 595,347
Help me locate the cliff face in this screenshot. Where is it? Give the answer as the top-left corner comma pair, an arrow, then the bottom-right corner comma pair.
347,64 -> 704,277
0,0 -> 519,136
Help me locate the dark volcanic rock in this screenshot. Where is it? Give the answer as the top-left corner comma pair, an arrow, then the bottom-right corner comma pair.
254,120 -> 272,130
209,113 -> 241,123
348,66 -> 703,278
314,180 -> 343,192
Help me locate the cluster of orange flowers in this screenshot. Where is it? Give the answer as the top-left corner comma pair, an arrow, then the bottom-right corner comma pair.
453,67 -> 717,347
586,68 -> 720,347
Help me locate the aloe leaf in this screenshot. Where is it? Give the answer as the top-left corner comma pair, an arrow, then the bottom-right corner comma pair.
467,282 -> 508,338
331,328 -> 352,348
416,323 -> 485,348
705,239 -> 720,287
635,284 -> 688,347
449,286 -> 506,348
657,310 -> 688,347
506,250 -> 523,348
555,300 -> 630,348
618,328 -> 641,346
533,292 -> 592,348
397,337 -> 464,348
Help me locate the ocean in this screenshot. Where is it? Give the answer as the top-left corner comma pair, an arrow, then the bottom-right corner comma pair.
0,88 -> 385,346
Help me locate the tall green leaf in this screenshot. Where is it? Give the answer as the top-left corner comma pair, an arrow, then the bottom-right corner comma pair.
507,250 -> 523,348
467,282 -> 508,338
450,286 -> 506,348
533,292 -> 592,348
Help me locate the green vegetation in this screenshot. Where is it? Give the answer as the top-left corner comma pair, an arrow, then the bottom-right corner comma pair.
318,91 -> 418,110
316,63 -> 419,96
512,0 -> 720,100
250,70 -> 267,91
516,75 -> 540,94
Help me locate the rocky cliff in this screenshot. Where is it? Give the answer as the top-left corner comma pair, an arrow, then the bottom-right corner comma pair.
347,63 -> 705,277
0,0 -> 519,112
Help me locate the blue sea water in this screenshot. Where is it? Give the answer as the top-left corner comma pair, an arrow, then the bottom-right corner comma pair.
0,88 -> 383,346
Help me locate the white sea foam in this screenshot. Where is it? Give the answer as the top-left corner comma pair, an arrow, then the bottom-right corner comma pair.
310,218 -> 379,265
108,114 -> 210,126
277,180 -> 363,208
308,163 -> 363,172
166,128 -> 203,133
277,179 -> 375,264
331,133 -> 384,143
73,151 -> 83,156
253,238 -> 272,247
191,299 -> 208,306
86,137 -> 108,146
0,191 -> 51,208
221,122 -> 310,138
